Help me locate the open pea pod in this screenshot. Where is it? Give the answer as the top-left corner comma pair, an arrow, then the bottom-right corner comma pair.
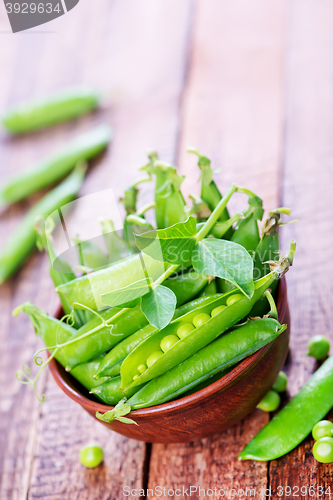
96,293 -> 218,380
127,317 -> 286,409
121,271 -> 278,393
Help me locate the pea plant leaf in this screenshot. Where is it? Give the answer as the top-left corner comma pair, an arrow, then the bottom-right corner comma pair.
101,278 -> 152,308
192,238 -> 254,298
141,285 -> 177,330
134,216 -> 197,266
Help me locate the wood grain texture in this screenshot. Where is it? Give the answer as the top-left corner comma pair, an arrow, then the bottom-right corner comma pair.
0,1 -> 192,498
149,1 -> 286,496
270,0 -> 333,496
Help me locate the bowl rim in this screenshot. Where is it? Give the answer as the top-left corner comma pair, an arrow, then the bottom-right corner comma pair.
49,277 -> 288,417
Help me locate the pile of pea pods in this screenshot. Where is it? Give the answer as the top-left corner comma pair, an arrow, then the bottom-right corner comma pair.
14,146 -> 297,414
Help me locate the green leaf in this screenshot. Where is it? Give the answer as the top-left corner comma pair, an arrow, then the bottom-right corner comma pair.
101,278 -> 152,308
135,216 -> 197,265
141,285 -> 177,329
192,238 -> 254,298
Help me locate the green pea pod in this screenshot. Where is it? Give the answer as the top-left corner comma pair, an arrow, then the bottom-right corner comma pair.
2,87 -> 100,134
250,208 -> 291,317
239,355 -> 333,461
100,218 -> 128,264
181,366 -> 235,398
70,355 -> 110,391
14,302 -> 76,367
120,176 -> 151,215
218,193 -> 264,294
15,303 -> 109,390
0,164 -> 86,284
121,267 -> 289,393
162,270 -> 208,307
196,212 -> 243,240
61,306 -> 147,370
188,149 -> 231,237
127,317 -> 285,409
142,153 -> 187,229
198,279 -> 217,297
0,125 -> 110,206
73,238 -> 109,272
95,293 -> 216,380
35,217 -> 86,328
56,271 -> 208,370
91,376 -> 138,405
56,252 -> 169,310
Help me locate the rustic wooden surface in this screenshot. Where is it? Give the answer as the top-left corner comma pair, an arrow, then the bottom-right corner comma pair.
0,1 -> 332,499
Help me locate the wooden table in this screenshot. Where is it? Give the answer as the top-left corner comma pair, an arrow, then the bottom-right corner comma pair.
0,1 -> 332,498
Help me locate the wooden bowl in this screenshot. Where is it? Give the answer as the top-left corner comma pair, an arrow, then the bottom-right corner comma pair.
49,277 -> 290,443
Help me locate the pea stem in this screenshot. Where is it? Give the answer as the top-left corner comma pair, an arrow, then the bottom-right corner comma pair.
196,184 -> 237,242
263,290 -> 278,320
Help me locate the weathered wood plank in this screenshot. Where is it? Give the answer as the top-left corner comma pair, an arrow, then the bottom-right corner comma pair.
149,1 -> 286,497
270,1 -> 333,495
0,1 -> 192,498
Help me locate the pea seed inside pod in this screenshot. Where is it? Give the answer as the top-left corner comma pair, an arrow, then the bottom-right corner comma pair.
177,323 -> 195,339
137,364 -> 147,374
211,305 -> 226,317
226,294 -> 243,306
146,350 -> 164,367
160,335 -> 179,353
133,374 -> 140,381
192,313 -> 211,328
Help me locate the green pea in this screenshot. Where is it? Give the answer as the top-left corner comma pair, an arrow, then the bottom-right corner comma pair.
147,350 -> 164,367
211,305 -> 226,317
79,444 -> 104,468
307,335 -> 330,360
133,374 -> 139,381
226,294 -> 243,306
272,371 -> 288,393
257,390 -> 281,412
160,335 -> 179,353
192,313 -> 211,328
137,364 -> 147,374
177,323 -> 195,339
312,420 -> 333,441
312,437 -> 333,463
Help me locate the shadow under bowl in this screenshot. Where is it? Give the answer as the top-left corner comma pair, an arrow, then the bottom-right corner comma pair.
49,277 -> 290,443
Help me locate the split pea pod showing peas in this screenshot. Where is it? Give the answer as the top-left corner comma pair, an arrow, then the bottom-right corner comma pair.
126,317 -> 286,409
121,269 -> 286,393
95,294 -> 220,380
0,125 -> 111,206
54,271 -> 207,371
0,164 -> 86,284
2,87 -> 100,134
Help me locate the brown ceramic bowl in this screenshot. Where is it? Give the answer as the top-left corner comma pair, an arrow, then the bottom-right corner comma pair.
49,277 -> 290,443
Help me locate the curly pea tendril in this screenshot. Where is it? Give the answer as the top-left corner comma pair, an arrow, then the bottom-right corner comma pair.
15,302 -> 128,403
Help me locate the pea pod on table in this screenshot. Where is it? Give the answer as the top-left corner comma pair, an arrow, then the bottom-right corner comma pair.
239,355 -> 333,461
121,259 -> 292,393
2,87 -> 100,134
125,317 -> 286,409
0,163 -> 86,284
0,125 -> 111,206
